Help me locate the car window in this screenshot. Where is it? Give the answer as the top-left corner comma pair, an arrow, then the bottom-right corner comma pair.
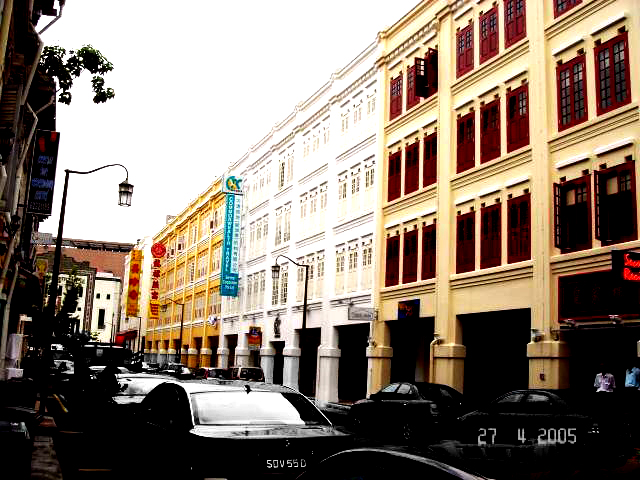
495,392 -> 524,404
191,391 -> 330,426
523,392 -> 558,413
396,383 -> 412,394
381,383 -> 399,393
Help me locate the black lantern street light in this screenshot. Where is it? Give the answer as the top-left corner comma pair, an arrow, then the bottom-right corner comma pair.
162,298 -> 185,364
272,255 -> 309,391
41,164 -> 132,414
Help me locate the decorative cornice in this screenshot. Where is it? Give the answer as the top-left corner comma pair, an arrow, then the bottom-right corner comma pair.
295,231 -> 326,249
450,147 -> 532,191
249,198 -> 270,217
381,280 -> 436,300
383,19 -> 439,66
329,293 -> 371,307
333,211 -> 374,235
384,184 -> 437,216
544,0 -> 615,40
273,184 -> 293,202
336,134 -> 376,163
247,254 -> 267,268
299,162 -> 329,186
450,261 -> 533,290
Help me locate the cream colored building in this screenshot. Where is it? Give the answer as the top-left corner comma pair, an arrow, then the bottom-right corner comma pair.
370,0 -> 640,401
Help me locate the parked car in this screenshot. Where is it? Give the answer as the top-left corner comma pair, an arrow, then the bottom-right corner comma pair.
126,381 -> 351,479
452,389 -> 632,470
113,374 -> 176,407
229,365 -> 265,382
295,447 -> 489,480
160,363 -> 194,379
348,382 -> 465,442
194,367 -> 229,380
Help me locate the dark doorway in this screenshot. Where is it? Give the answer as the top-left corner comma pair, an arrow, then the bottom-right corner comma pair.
208,336 -> 219,367
272,341 -> 285,385
388,317 -> 434,383
226,334 -> 238,367
461,309 -> 530,404
249,350 -> 260,367
337,323 -> 370,402
299,328 -> 321,397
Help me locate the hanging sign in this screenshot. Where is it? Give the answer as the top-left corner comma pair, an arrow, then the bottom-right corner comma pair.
148,243 -> 165,319
126,250 -> 142,316
27,130 -> 60,215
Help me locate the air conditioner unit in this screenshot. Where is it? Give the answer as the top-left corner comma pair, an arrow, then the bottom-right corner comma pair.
177,243 -> 183,250
210,220 -> 214,229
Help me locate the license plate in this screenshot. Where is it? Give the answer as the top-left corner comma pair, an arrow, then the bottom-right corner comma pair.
265,459 -> 307,470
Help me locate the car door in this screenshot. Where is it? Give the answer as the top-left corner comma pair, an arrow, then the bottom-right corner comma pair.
377,383 -> 422,433
520,392 -> 583,447
460,391 -> 527,445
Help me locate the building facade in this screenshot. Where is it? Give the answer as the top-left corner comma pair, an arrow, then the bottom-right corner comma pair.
146,180 -> 226,369
370,0 -> 640,402
92,273 -> 121,343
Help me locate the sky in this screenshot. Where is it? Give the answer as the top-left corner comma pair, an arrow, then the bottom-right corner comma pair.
38,0 -> 419,244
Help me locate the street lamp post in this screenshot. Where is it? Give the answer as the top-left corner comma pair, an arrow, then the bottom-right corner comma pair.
272,255 -> 308,392
162,298 -> 185,364
41,164 -> 133,414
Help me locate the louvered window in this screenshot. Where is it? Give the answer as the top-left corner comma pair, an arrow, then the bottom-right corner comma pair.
507,84 -> 529,152
554,0 -> 582,18
480,203 -> 501,269
406,65 -> 420,110
421,223 -> 436,280
385,235 -> 400,287
423,132 -> 437,187
504,0 -> 526,48
404,142 -> 420,195
554,175 -> 591,253
595,32 -> 631,116
595,161 -> 637,246
457,112 -> 475,173
507,193 -> 531,263
390,74 -> 403,120
415,49 -> 438,98
557,55 -> 587,131
480,98 -> 500,163
457,23 -> 474,78
402,229 -> 418,284
388,151 -> 402,202
456,212 -> 475,274
479,7 -> 498,64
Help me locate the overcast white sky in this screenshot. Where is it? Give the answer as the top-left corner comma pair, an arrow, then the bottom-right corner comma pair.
38,0 -> 418,244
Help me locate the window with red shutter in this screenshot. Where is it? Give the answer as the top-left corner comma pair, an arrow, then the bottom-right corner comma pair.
456,211 -> 475,273
553,0 -> 582,18
423,132 -> 437,187
387,151 -> 402,202
457,24 -> 474,78
479,7 -> 498,64
415,49 -> 439,98
457,112 -> 475,173
504,0 -> 526,48
481,203 -> 501,269
554,176 -> 591,253
595,161 -> 637,245
421,223 -> 436,280
389,75 -> 403,121
406,65 -> 420,110
480,98 -> 500,163
403,229 -> 418,284
595,32 -> 631,116
557,55 -> 587,131
404,141 -> 420,195
507,84 -> 529,153
507,193 -> 530,263
385,235 -> 400,287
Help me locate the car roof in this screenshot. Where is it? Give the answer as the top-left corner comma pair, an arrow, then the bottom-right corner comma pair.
174,380 -> 295,394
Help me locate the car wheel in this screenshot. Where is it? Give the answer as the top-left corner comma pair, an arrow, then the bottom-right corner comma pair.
402,422 -> 414,443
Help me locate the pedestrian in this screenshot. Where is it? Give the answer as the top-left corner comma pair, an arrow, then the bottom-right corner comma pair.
594,363 -> 616,392
624,359 -> 640,413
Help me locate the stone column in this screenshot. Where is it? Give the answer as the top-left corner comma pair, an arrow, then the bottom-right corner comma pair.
316,346 -> 340,402
187,348 -> 198,368
199,348 -> 212,368
260,347 -> 276,383
157,348 -> 167,366
367,320 -> 393,396
217,347 -> 229,369
235,332 -> 250,367
283,346 -> 301,390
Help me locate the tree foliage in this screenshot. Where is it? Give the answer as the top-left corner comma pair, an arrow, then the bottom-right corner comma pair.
39,45 -> 115,105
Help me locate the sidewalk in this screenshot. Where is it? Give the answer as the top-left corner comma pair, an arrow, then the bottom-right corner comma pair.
31,416 -> 63,480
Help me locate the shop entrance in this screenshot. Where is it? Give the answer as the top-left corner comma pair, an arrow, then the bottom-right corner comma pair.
226,334 -> 237,367
337,323 -> 370,402
388,317 -> 434,383
299,328 -> 320,397
461,309 -> 530,404
208,336 -> 219,367
565,325 -> 640,394
272,341 -> 285,384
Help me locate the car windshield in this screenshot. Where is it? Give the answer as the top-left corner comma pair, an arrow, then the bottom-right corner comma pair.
191,391 -> 330,426
239,369 -> 263,380
116,378 -> 168,396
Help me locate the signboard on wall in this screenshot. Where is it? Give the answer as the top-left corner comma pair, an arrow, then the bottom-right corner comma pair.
221,193 -> 242,296
612,250 -> 640,282
27,130 -> 60,215
398,299 -> 420,320
348,305 -> 377,321
248,326 -> 262,351
148,243 -> 165,319
126,250 -> 142,316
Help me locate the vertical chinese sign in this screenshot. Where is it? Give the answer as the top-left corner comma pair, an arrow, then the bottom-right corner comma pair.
126,250 -> 143,316
149,243 -> 166,320
27,130 -> 60,215
221,175 -> 243,297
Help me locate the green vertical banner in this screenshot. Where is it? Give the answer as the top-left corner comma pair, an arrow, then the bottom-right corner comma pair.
221,193 -> 238,296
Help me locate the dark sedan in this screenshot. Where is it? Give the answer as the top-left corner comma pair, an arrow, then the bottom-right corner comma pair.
127,381 -> 352,479
348,382 -> 465,442
295,447 -> 489,480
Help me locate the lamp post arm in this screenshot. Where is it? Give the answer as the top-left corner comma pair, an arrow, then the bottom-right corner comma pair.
67,163 -> 129,180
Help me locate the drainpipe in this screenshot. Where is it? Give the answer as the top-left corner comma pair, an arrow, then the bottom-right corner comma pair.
429,335 -> 442,383
0,0 -> 14,98
0,261 -> 19,376
37,1 -> 64,36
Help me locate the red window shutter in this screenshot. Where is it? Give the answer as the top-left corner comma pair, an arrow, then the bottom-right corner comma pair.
465,27 -> 474,70
387,152 -> 401,202
481,204 -> 501,269
423,132 -> 437,187
426,49 -> 438,97
403,229 -> 418,284
481,98 -> 500,163
390,75 -> 404,120
554,0 -> 582,18
421,223 -> 436,280
479,8 -> 498,64
406,65 -> 419,110
553,183 -> 562,249
457,25 -> 474,78
480,16 -> 489,62
594,32 -> 631,116
594,170 -> 602,240
456,30 -> 465,77
457,112 -> 475,173
505,0 -> 526,49
415,57 -> 428,98
507,193 -> 530,263
557,55 -> 587,131
507,85 -> 529,153
405,142 -> 420,195
489,11 -> 498,53
385,235 -> 400,287
456,212 -> 475,273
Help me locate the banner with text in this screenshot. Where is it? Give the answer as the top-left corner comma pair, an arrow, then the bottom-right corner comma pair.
221,194 -> 242,296
126,250 -> 143,316
27,130 -> 60,215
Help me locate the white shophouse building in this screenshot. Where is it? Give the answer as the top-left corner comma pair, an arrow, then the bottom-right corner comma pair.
220,40 -> 381,403
91,273 -> 122,343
